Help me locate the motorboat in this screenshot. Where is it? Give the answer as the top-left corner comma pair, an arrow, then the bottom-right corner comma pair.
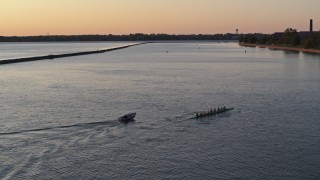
118,112 -> 136,123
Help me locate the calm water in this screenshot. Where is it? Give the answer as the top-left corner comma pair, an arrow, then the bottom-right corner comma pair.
0,42 -> 320,179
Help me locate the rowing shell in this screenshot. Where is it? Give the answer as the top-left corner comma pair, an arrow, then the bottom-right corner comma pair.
192,108 -> 234,119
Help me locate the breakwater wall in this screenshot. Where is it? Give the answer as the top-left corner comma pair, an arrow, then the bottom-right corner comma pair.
0,42 -> 148,65
239,43 -> 320,54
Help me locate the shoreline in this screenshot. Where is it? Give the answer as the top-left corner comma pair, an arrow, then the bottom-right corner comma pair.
0,42 -> 147,65
239,43 -> 320,54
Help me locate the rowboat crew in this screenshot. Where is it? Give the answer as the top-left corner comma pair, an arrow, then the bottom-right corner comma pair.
193,107 -> 234,119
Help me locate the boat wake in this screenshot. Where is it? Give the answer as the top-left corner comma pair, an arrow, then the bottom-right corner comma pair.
1,108 -> 236,136
0,120 -> 119,136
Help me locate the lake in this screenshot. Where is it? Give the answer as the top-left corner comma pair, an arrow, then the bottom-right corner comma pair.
0,42 -> 320,179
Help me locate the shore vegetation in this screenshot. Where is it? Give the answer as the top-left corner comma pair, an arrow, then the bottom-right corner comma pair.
239,28 -> 320,49
0,33 -> 238,42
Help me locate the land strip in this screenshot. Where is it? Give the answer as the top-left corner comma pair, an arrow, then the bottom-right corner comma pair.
0,42 -> 148,65
239,43 -> 320,54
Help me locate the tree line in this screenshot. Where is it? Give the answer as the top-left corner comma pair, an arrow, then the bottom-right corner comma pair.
239,28 -> 320,49
0,33 -> 238,42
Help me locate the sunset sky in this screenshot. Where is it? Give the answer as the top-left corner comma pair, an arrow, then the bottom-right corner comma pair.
1,0 -> 320,36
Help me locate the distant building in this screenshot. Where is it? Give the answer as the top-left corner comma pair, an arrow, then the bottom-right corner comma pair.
298,19 -> 317,41
271,19 -> 313,43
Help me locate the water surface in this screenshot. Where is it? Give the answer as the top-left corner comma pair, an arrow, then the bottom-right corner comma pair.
0,42 -> 320,179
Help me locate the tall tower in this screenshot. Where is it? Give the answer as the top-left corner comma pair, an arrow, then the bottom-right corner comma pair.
310,19 -> 313,32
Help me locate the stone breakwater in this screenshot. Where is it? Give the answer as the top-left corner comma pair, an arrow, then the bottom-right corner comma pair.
0,42 -> 148,65
239,43 -> 320,54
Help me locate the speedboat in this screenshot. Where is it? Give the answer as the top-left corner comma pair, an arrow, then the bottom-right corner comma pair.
118,112 -> 136,123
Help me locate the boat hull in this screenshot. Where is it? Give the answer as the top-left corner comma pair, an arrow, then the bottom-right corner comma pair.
118,113 -> 136,123
193,108 -> 234,119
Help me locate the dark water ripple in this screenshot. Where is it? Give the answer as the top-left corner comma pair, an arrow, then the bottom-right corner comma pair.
0,120 -> 118,136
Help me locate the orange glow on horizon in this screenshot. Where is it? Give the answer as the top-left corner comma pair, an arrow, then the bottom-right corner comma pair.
1,0 -> 320,36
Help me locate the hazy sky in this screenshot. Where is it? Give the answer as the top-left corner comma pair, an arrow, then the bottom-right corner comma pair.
1,0 -> 320,35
